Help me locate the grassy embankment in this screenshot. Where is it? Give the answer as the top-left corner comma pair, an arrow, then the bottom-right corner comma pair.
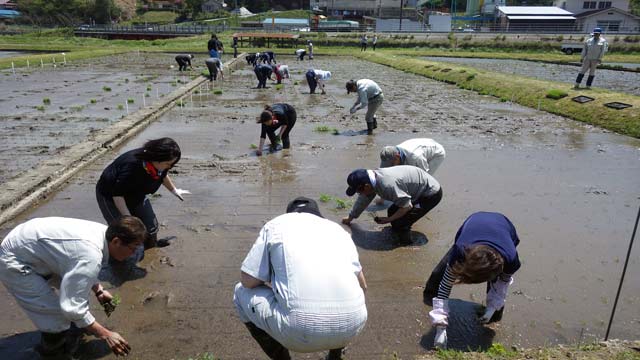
354,52 -> 640,138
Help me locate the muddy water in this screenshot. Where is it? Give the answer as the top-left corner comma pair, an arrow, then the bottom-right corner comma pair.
0,53 -> 189,183
423,56 -> 640,96
0,56 -> 639,360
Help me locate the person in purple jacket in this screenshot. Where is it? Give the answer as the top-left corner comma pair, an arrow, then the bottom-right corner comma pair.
423,212 -> 521,349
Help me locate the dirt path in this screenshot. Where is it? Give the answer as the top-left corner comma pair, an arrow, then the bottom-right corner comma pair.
0,55 -> 638,360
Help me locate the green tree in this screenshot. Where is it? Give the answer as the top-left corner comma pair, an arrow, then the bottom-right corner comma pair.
185,0 -> 205,17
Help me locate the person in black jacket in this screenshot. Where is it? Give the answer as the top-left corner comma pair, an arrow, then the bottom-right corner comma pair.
96,138 -> 190,249
256,104 -> 297,156
175,54 -> 194,71
207,34 -> 224,58
254,63 -> 273,89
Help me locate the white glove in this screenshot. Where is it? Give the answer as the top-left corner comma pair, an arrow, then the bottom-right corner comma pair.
172,188 -> 191,201
349,106 -> 357,114
429,297 -> 449,326
479,307 -> 496,324
434,326 -> 447,349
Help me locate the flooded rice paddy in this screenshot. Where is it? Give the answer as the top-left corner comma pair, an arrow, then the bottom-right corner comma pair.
0,53 -> 638,359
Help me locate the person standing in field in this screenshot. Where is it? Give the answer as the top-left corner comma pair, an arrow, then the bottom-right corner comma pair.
360,34 -> 368,51
372,35 -> 378,51
574,27 -> 608,90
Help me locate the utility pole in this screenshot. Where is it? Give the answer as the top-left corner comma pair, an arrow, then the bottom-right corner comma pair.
399,0 -> 404,31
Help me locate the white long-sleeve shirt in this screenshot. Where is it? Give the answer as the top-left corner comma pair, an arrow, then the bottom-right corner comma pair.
582,36 -> 608,61
354,79 -> 382,108
396,138 -> 446,173
0,217 -> 108,328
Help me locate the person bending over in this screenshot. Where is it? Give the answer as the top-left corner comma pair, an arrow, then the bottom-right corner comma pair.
255,103 -> 296,156
424,212 -> 521,349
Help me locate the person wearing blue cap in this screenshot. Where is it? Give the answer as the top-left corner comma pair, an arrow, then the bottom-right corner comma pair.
574,27 -> 608,90
341,166 -> 442,244
234,197 -> 368,360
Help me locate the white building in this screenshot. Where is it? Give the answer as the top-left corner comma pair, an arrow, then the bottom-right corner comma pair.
553,0 -> 629,15
575,7 -> 640,32
495,6 -> 576,31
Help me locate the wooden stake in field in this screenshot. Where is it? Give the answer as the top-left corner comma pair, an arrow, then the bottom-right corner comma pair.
26,59 -> 29,68
40,58 -> 44,68
62,53 -> 66,65
142,93 -> 146,107
125,100 -> 129,115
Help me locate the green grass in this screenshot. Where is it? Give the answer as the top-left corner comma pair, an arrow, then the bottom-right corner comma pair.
250,144 -> 258,149
127,98 -> 134,104
334,198 -> 353,210
356,52 -> 640,138
319,194 -> 332,202
274,84 -> 284,91
213,89 -> 223,95
42,98 -> 50,105
314,125 -> 334,132
546,89 -> 569,100
125,11 -> 178,25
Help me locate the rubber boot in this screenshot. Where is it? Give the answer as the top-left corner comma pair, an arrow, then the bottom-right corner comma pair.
36,331 -> 73,360
326,348 -> 345,360
366,122 -> 374,135
244,322 -> 291,360
574,73 -> 584,89
488,307 -> 504,323
586,75 -> 595,89
372,116 -> 378,129
391,228 -> 412,245
144,233 -> 157,250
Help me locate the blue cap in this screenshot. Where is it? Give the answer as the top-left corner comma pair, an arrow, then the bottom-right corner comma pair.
593,27 -> 602,33
346,169 -> 370,196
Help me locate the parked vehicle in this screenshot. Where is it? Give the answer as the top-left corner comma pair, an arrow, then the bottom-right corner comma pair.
561,42 -> 583,55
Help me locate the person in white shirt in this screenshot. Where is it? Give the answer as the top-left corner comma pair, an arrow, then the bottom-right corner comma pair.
346,79 -> 384,135
574,27 -> 608,89
233,197 -> 368,360
295,48 -> 306,61
307,40 -> 314,60
305,69 -> 331,94
0,216 -> 147,359
379,138 -> 446,175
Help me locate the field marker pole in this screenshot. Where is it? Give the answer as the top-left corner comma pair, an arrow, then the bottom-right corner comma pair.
40,58 -> 44,68
156,88 -> 159,99
27,60 -> 30,68
142,93 -> 146,107
11,62 -> 16,77
125,101 -> 129,115
537,99 -> 541,111
605,204 -> 639,341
